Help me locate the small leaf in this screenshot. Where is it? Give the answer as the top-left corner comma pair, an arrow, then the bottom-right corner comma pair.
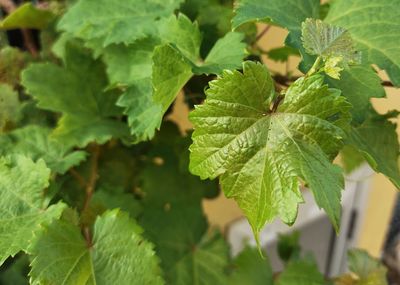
276,258 -> 325,285
267,46 -> 300,63
277,231 -> 301,262
0,3 -> 54,30
30,210 -> 164,285
0,84 -> 20,130
0,156 -> 65,265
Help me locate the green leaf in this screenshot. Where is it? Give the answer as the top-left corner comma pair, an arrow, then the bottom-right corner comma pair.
0,3 -> 55,30
229,246 -> 274,285
21,42 -> 129,147
301,18 -> 360,65
325,0 -> 400,86
0,255 -> 29,285
58,0 -> 184,47
30,209 -> 164,285
336,249 -> 387,285
267,46 -> 300,63
193,32 -> 247,75
326,66 -> 385,123
276,258 -> 325,285
347,113 -> 400,188
189,61 -> 351,240
0,156 -> 65,265
0,83 -> 20,130
0,47 -> 31,87
340,145 -> 365,174
168,233 -> 229,285
0,125 -> 87,174
277,231 -> 301,262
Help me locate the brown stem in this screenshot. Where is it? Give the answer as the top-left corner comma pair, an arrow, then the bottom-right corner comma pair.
271,95 -> 284,113
255,25 -> 270,42
0,0 -> 38,57
82,144 -> 100,214
69,168 -> 87,189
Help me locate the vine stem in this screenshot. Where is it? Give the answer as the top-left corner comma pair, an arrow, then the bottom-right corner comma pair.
0,0 -> 38,56
255,25 -> 271,42
306,56 -> 322,77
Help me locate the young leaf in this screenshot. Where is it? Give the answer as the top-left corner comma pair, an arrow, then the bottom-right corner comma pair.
276,258 -> 325,285
0,3 -> 54,30
0,84 -> 20,130
301,18 -> 360,65
30,210 -> 163,285
229,246 -> 274,285
189,61 -> 351,240
277,231 -> 301,263
0,156 -> 65,265
21,42 -> 129,147
58,0 -> 184,47
0,125 -> 87,174
347,113 -> 400,189
325,0 -> 400,86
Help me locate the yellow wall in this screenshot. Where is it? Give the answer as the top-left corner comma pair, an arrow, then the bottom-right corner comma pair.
170,25 -> 400,256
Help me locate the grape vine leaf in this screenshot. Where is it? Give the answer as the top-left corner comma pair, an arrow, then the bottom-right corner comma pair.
229,246 -> 274,285
302,18 -> 360,65
276,258 -> 325,285
189,61 -> 351,240
267,46 -> 300,63
0,83 -> 20,130
347,113 -> 400,189
21,42 -> 129,147
326,66 -> 385,123
30,209 -> 163,285
58,0 -> 184,47
0,47 -> 31,87
0,155 -> 65,266
336,249 -> 387,285
325,0 -> 400,86
0,125 -> 87,174
0,3 -> 54,30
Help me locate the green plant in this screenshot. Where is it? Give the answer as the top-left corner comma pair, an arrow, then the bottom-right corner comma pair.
0,0 -> 398,284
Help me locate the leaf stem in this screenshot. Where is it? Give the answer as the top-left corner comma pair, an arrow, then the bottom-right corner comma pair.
82,144 -> 100,214
306,56 -> 322,77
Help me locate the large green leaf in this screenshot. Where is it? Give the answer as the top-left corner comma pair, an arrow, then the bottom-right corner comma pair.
30,210 -> 163,285
0,125 -> 87,174
325,0 -> 400,86
347,113 -> 400,189
189,61 -> 351,239
21,42 -> 129,147
276,258 -> 325,285
58,0 -> 184,46
326,66 -> 385,123
229,246 -> 274,285
0,156 -> 65,265
0,3 -> 54,30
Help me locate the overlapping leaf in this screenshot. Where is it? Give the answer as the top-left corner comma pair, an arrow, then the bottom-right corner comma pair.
189,61 -> 351,239
325,0 -> 400,86
30,210 -> 163,285
21,42 -> 129,147
276,258 -> 325,285
0,156 -> 65,265
0,3 -> 54,30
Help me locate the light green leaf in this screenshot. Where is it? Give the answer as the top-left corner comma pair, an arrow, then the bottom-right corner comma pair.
276,258 -> 325,285
229,246 -> 274,285
0,125 -> 87,174
189,61 -> 351,239
302,18 -> 360,65
21,42 -> 129,147
347,113 -> 400,188
0,83 -> 20,130
325,0 -> 400,86
30,210 -> 163,285
326,65 -> 385,123
194,32 -> 247,75
0,3 -> 54,30
58,0 -> 184,47
0,156 -> 65,265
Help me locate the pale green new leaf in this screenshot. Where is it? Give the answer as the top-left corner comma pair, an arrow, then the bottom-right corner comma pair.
30,210 -> 163,285
21,42 -> 129,147
347,114 -> 400,189
0,125 -> 87,174
229,246 -> 274,285
326,65 -> 385,123
0,3 -> 54,30
0,84 -> 20,130
302,18 -> 360,64
58,0 -> 184,46
276,258 -> 325,285
0,156 -> 65,265
189,62 -> 351,239
325,0 -> 400,86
